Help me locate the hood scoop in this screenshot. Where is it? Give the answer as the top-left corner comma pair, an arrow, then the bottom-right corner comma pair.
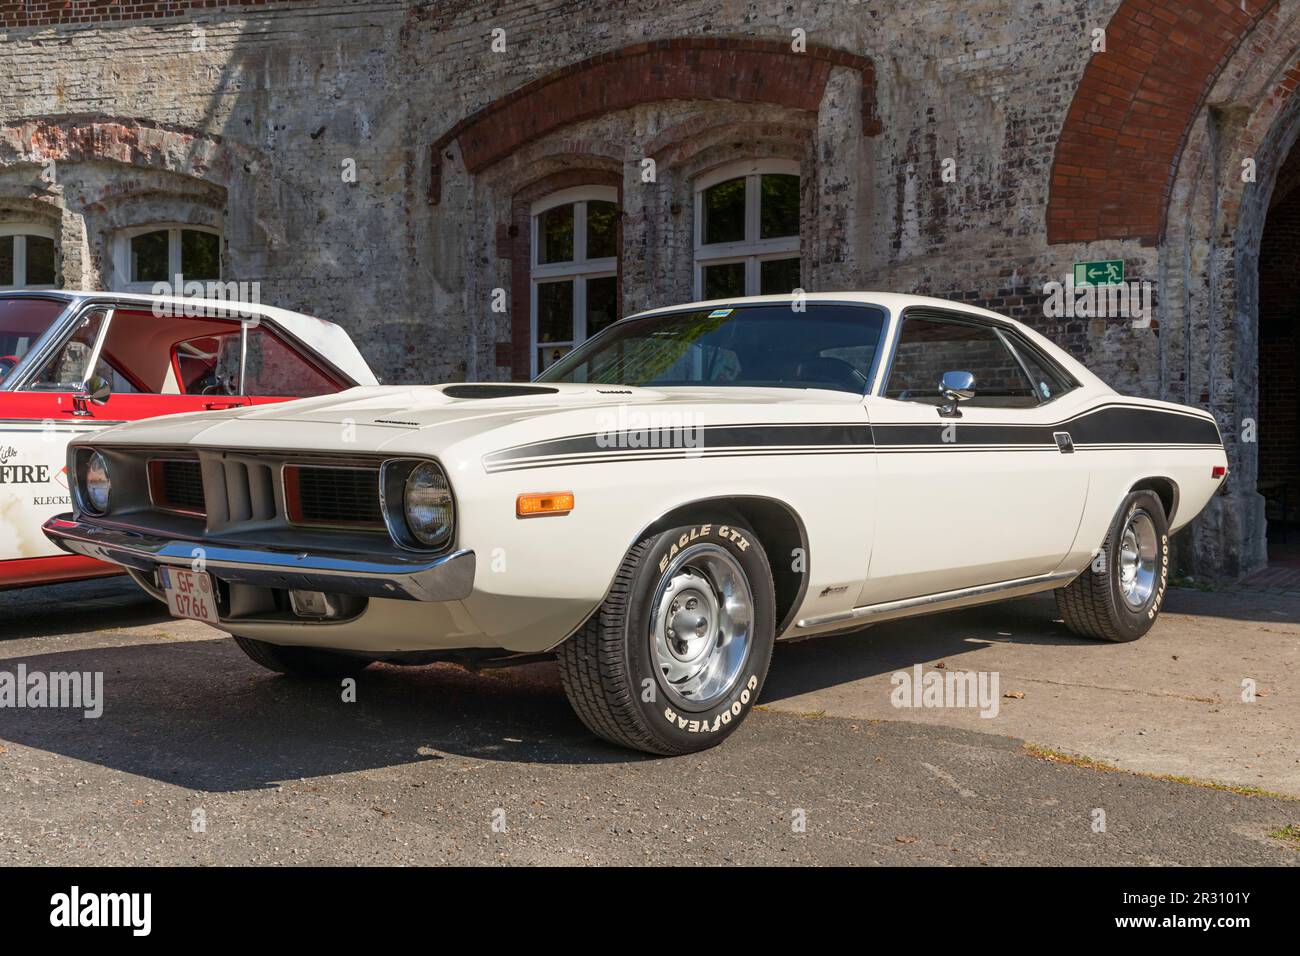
441,384 -> 560,400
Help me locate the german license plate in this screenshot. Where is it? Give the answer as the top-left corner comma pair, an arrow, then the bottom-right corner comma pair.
159,566 -> 218,624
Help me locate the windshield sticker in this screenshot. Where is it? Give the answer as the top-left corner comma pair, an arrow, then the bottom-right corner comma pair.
707,308 -> 733,318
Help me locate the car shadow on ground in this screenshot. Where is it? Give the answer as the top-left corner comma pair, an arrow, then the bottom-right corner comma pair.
3,583 -> 1290,793
0,635 -> 644,791
0,593 -> 1079,792
0,575 -> 165,641
764,592 -> 1082,704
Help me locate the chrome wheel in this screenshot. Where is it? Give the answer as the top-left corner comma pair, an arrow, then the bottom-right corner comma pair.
1117,510 -> 1158,609
650,543 -> 753,709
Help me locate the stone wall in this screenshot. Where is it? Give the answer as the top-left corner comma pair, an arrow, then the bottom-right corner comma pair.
4,0 -> 1300,577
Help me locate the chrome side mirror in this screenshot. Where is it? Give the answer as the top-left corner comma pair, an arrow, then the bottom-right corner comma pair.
939,370 -> 975,418
81,374 -> 112,405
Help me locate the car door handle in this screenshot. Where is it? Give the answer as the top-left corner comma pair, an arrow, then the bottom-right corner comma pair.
1053,431 -> 1074,453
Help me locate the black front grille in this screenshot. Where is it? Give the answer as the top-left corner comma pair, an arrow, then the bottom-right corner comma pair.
292,466 -> 383,527
153,459 -> 205,514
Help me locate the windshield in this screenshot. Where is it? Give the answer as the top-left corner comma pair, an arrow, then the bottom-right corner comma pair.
0,297 -> 67,386
536,303 -> 886,394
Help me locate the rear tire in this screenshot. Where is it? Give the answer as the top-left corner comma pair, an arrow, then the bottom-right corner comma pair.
231,635 -> 374,678
557,518 -> 776,755
1057,489 -> 1170,642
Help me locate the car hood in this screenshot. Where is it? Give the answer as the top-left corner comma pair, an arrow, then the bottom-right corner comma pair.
82,382 -> 864,454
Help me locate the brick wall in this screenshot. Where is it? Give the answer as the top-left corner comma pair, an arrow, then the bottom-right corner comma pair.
0,1 -> 297,29
1048,0 -> 1278,244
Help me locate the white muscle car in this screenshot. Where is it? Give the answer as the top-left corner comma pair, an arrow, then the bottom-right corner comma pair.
43,293 -> 1227,754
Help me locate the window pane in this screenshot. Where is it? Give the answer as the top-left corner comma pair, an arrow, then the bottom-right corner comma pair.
241,328 -> 338,396
759,174 -> 800,239
537,303 -> 886,396
0,236 -> 13,286
702,177 -> 746,245
1004,334 -> 1075,402
538,345 -> 571,371
586,275 -> 618,338
30,308 -> 108,389
536,280 -> 574,343
586,200 -> 618,260
25,235 -> 56,285
885,317 -> 1037,408
181,229 -> 220,281
130,230 -> 170,283
537,204 -> 575,264
0,297 -> 66,383
702,261 -> 746,300
759,257 -> 801,295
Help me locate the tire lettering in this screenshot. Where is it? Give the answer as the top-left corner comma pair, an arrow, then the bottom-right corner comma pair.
660,673 -> 760,733
658,523 -> 743,572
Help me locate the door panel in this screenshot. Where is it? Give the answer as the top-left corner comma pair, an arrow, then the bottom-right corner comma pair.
860,397 -> 1090,604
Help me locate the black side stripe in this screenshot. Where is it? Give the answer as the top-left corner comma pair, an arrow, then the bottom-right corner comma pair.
481,403 -> 1222,472
872,405 -> 1221,449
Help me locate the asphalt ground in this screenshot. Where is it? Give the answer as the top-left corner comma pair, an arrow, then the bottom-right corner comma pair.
0,577 -> 1296,865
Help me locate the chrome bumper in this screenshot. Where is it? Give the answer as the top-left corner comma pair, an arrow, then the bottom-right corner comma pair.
42,515 -> 475,602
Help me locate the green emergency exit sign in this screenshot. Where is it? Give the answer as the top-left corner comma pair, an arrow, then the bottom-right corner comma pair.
1073,259 -> 1125,285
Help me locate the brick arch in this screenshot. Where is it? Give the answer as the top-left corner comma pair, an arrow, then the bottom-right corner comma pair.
1047,0 -> 1279,245
0,115 -> 258,187
429,37 -> 880,204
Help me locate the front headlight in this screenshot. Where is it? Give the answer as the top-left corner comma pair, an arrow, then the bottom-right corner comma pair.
403,461 -> 453,547
83,451 -> 111,514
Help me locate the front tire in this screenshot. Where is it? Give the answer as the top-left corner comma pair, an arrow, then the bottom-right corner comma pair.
557,519 -> 776,755
1057,489 -> 1170,642
231,635 -> 375,678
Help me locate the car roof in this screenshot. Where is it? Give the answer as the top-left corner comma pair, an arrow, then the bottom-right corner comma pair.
629,291 -> 1006,323
0,290 -> 378,387
625,291 -> 1109,393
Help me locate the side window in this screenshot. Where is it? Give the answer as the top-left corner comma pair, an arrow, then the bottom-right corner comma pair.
1003,334 -> 1075,403
885,316 -> 1038,408
175,335 -> 239,395
174,329 -> 338,397
27,309 -> 109,390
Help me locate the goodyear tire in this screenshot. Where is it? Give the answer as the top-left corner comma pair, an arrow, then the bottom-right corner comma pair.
231,635 -> 374,678
1057,490 -> 1170,642
557,519 -> 776,755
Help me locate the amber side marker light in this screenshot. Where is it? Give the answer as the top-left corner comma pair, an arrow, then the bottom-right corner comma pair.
517,491 -> 575,518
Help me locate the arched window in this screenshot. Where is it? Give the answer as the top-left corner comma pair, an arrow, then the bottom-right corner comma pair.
0,224 -> 58,289
531,187 -> 619,374
694,159 -> 801,299
112,223 -> 221,293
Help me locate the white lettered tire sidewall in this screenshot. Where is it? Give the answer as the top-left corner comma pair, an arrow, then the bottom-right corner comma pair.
1106,491 -> 1170,640
625,521 -> 776,752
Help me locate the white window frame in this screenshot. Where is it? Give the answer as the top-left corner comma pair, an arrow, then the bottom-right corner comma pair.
530,186 -> 618,377
0,223 -> 58,289
111,223 -> 221,293
693,158 -> 801,299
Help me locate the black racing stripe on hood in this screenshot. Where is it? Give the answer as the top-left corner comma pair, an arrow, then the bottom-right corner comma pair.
484,423 -> 875,465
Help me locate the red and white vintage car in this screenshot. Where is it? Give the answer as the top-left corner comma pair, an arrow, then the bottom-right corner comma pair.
0,290 -> 376,588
